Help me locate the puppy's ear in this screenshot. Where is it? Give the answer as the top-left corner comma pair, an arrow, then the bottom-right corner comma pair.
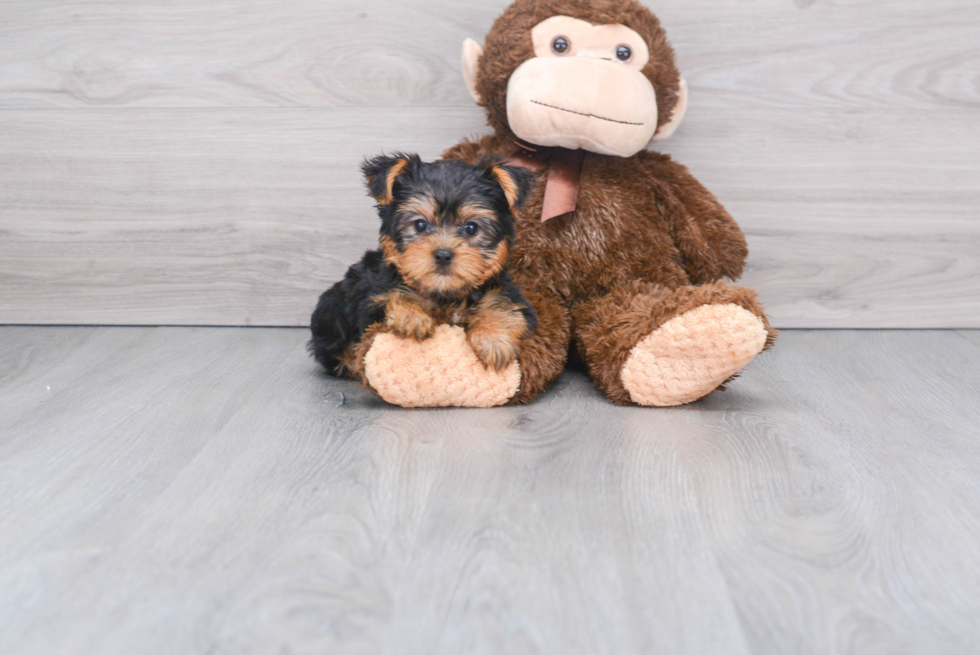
484,162 -> 533,211
361,153 -> 419,205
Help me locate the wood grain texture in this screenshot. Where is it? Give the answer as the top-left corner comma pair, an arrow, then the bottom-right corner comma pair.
0,108 -> 486,326
1,327 -> 979,654
957,330 -> 980,349
0,0 -> 976,110
1,106 -> 978,327
1,0 -> 978,327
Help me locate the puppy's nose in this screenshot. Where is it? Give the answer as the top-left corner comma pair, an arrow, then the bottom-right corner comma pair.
433,249 -> 454,266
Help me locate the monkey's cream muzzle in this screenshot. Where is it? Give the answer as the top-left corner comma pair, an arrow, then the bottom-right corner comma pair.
461,15 -> 688,158
506,56 -> 658,157
505,16 -> 657,157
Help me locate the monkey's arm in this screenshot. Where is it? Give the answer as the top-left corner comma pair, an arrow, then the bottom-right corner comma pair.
641,153 -> 748,284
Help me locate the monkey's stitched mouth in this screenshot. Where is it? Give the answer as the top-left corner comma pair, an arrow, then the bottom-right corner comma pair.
530,100 -> 644,126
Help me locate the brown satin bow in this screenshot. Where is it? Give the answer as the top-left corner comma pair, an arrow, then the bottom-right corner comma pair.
504,142 -> 585,223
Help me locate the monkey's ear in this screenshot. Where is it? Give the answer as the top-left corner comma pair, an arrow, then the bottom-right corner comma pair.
361,154 -> 418,205
486,163 -> 533,212
652,79 -> 688,141
461,38 -> 484,104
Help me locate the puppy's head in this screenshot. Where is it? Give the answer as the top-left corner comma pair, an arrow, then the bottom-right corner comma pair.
362,153 -> 532,297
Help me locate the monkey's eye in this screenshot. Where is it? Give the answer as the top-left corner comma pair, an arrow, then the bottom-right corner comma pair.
413,219 -> 428,233
551,36 -> 570,55
616,45 -> 633,62
463,222 -> 479,236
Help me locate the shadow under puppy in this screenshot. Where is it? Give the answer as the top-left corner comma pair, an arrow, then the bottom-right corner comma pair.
310,154 -> 537,387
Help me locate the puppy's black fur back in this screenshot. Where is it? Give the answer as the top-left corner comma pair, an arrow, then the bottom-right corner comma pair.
309,250 -> 392,374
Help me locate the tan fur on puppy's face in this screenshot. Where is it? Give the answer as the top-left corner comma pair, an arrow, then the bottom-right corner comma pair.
381,195 -> 511,297
397,238 -> 508,296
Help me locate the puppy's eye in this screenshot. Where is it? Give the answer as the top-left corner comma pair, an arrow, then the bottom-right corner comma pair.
552,37 -> 570,55
616,45 -> 632,62
413,219 -> 428,233
463,222 -> 479,236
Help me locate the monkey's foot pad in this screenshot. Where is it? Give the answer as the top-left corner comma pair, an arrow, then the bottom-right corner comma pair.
621,303 -> 767,407
364,325 -> 520,408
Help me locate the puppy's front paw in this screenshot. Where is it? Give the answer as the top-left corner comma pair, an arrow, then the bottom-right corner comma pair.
467,327 -> 520,371
387,304 -> 436,341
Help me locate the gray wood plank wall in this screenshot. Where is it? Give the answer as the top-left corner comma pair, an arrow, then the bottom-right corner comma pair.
1,0 -> 978,327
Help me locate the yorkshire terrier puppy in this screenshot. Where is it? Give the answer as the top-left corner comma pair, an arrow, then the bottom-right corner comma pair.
309,153 -> 537,379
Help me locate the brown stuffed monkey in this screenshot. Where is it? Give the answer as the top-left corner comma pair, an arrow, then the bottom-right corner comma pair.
350,0 -> 777,408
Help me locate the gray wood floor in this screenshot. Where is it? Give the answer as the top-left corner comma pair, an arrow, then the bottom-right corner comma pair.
2,0 -> 978,327
1,327 -> 979,654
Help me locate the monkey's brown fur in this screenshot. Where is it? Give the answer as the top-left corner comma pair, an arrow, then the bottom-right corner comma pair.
354,0 -> 777,406
444,135 -> 778,404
